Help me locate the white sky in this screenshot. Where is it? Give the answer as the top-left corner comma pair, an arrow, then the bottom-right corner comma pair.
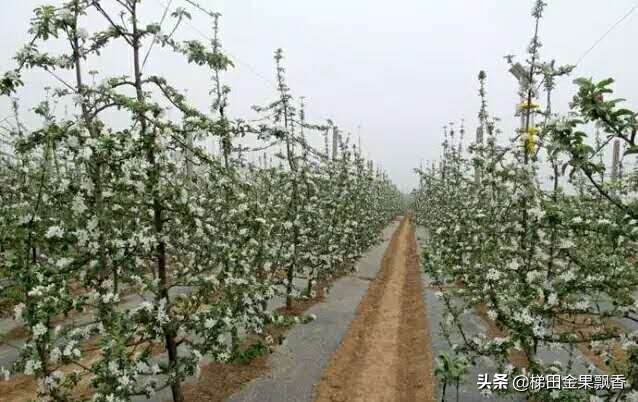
1,0 -> 638,192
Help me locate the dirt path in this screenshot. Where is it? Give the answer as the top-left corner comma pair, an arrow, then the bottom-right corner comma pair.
313,217 -> 434,402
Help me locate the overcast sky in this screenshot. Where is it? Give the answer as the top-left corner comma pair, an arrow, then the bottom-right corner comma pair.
2,0 -> 638,192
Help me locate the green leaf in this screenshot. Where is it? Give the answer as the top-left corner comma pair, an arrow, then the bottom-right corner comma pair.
597,78 -> 615,88
614,108 -> 635,117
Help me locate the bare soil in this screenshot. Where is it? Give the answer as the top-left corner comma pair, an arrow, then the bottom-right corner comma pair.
313,217 -> 434,402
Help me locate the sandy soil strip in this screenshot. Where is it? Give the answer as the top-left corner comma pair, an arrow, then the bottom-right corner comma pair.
313,217 -> 434,402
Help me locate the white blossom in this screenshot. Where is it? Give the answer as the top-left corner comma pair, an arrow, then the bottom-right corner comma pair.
45,225 -> 64,239
32,323 -> 47,339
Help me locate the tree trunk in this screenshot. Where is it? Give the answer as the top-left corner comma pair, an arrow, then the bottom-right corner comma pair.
130,3 -> 183,402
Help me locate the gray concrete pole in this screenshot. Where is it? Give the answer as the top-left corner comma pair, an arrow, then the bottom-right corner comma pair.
612,139 -> 620,181
332,127 -> 339,160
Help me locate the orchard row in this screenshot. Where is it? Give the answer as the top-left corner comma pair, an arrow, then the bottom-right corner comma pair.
412,1 -> 638,401
0,2 -> 403,401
